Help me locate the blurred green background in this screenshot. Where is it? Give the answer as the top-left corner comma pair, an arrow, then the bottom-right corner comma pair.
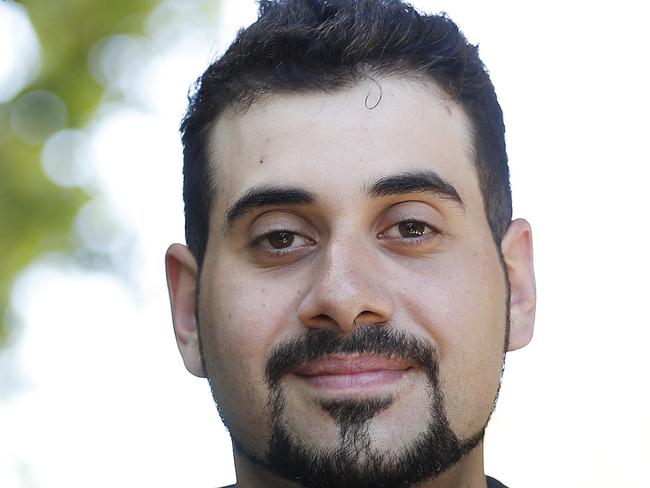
0,0 -> 179,348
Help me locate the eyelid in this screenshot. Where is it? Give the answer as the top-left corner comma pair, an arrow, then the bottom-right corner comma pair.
376,201 -> 445,233
254,229 -> 314,247
247,211 -> 318,259
375,203 -> 447,252
248,211 -> 315,239
377,219 -> 440,239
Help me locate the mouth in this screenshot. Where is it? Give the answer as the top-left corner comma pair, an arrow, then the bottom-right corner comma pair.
291,354 -> 414,393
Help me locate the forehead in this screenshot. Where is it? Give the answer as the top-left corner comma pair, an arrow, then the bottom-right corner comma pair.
207,77 -> 482,216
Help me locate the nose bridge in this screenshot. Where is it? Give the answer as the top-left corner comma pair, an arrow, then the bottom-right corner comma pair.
299,228 -> 394,331
323,234 -> 368,293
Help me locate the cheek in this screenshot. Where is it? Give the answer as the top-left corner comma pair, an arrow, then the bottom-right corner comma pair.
197,257 -> 307,447
203,255 -> 301,353
398,246 -> 507,436
400,246 -> 506,338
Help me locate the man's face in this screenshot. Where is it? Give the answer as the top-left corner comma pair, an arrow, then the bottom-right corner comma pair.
168,77 -> 534,487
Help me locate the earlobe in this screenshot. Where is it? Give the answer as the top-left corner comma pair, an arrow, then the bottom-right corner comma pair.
165,243 -> 206,377
501,219 -> 536,351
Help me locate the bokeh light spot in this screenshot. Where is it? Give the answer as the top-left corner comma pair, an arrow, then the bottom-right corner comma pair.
41,129 -> 94,188
0,1 -> 41,103
10,90 -> 68,145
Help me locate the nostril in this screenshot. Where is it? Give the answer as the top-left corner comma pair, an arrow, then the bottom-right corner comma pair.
305,314 -> 338,330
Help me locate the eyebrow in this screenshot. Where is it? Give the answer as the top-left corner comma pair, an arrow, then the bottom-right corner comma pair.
225,185 -> 317,228
224,169 -> 464,229
367,170 -> 465,209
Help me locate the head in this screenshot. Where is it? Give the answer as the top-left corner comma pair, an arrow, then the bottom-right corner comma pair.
166,1 -> 535,487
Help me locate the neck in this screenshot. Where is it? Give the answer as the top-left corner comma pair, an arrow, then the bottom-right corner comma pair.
232,441 -> 488,488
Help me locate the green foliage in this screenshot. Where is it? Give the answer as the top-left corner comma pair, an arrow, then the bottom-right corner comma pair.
0,0 -> 160,347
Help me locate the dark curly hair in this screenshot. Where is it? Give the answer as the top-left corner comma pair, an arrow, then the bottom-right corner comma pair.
180,0 -> 511,266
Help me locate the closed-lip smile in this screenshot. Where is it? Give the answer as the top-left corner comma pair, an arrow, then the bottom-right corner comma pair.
291,354 -> 414,392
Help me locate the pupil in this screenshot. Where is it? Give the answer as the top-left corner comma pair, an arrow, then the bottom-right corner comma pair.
269,231 -> 293,248
399,221 -> 425,237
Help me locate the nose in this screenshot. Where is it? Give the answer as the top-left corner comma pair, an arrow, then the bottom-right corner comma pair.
297,236 -> 394,333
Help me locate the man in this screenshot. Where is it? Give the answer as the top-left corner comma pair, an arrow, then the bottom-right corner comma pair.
165,1 -> 536,487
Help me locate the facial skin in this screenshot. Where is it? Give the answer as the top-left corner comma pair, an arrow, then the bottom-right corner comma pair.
166,77 -> 536,488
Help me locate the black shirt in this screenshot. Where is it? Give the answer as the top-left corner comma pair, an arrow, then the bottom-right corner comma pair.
221,476 -> 509,487
487,475 -> 510,488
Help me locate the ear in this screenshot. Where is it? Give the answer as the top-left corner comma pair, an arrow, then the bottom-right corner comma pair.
165,243 -> 205,377
501,218 -> 536,351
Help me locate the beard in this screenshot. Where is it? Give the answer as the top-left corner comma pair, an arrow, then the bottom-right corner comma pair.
204,325 -> 500,488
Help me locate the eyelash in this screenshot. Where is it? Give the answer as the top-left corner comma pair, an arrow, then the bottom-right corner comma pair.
378,219 -> 440,246
251,229 -> 315,255
250,219 -> 440,258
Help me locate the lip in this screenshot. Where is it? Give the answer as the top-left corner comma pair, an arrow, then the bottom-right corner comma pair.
291,355 -> 413,391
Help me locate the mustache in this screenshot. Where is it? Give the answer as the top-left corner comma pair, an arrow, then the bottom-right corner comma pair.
265,326 -> 438,388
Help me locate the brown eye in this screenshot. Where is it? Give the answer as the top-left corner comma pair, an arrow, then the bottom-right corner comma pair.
267,231 -> 295,249
398,221 -> 427,238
